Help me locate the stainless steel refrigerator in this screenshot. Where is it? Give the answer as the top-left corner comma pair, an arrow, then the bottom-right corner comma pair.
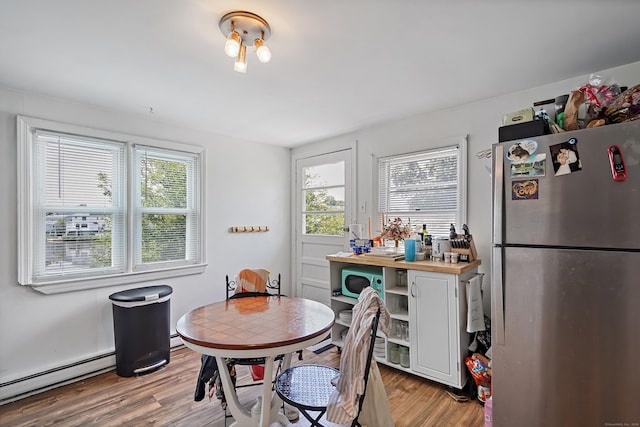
491,120 -> 640,426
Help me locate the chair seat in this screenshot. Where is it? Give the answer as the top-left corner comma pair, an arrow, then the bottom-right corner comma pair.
230,353 -> 285,366
275,364 -> 339,410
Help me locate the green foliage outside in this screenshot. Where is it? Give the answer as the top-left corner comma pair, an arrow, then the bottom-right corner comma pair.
139,158 -> 187,263
93,157 -> 189,266
304,173 -> 344,236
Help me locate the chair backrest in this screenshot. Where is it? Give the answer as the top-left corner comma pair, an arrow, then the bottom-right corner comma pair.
352,307 -> 381,426
225,269 -> 281,300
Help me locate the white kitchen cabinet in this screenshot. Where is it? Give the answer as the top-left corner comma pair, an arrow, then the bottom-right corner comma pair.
408,269 -> 476,388
326,255 -> 480,389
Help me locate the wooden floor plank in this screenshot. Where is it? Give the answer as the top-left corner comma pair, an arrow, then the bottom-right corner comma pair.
0,346 -> 483,426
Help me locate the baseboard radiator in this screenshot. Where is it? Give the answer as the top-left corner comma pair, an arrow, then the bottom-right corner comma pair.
0,335 -> 183,405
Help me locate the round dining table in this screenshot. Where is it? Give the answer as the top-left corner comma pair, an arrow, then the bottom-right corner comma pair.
176,295 -> 335,427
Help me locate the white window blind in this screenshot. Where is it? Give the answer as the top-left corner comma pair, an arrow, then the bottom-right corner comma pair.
378,145 -> 464,238
17,116 -> 204,292
133,146 -> 200,270
33,131 -> 126,281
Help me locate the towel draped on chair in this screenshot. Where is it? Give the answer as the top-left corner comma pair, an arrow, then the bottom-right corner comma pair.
326,286 -> 392,425
235,268 -> 270,294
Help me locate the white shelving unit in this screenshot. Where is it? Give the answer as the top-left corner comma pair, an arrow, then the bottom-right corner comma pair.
327,255 -> 481,388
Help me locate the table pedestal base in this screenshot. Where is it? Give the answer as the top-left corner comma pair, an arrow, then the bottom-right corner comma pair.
218,354 -> 293,427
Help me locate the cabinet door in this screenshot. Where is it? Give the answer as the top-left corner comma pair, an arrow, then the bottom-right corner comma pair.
408,270 -> 460,387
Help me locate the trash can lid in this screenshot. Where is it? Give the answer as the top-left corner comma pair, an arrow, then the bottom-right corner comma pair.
109,285 -> 173,302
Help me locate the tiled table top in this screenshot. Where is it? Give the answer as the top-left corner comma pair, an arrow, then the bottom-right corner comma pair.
176,296 -> 335,351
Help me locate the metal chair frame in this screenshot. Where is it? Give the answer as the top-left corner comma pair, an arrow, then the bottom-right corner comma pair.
221,271 -> 302,425
225,272 -> 281,300
274,308 -> 381,427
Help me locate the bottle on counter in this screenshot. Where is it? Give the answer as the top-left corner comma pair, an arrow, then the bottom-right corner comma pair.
422,224 -> 431,246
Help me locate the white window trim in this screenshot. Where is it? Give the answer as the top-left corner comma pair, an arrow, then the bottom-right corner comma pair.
17,116 -> 207,294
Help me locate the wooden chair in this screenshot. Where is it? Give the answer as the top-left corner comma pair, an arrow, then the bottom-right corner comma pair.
274,307 -> 381,426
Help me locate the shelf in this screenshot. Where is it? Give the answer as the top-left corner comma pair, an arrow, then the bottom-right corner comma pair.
387,336 -> 410,347
329,255 -> 480,390
385,286 -> 408,296
335,319 -> 351,328
389,312 -> 409,321
331,295 -> 358,305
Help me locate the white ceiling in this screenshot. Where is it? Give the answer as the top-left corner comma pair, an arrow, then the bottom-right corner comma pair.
1,0 -> 639,147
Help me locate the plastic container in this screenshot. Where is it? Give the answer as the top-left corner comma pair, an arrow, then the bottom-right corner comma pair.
395,270 -> 407,287
390,345 -> 400,364
400,346 -> 409,368
484,396 -> 493,426
404,239 -> 416,262
400,346 -> 410,368
109,285 -> 173,377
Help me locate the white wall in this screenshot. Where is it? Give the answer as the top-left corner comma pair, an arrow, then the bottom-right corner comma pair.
0,86 -> 291,401
293,60 -> 640,315
2,60 -> 639,402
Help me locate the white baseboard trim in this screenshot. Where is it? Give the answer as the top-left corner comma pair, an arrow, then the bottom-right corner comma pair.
1,336 -> 184,405
0,353 -> 116,405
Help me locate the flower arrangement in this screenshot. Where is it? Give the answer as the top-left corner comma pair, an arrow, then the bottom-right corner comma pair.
382,217 -> 411,244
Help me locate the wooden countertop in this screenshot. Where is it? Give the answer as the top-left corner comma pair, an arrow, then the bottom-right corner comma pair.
326,254 -> 481,274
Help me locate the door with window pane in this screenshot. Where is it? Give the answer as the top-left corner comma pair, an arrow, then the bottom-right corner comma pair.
295,150 -> 352,304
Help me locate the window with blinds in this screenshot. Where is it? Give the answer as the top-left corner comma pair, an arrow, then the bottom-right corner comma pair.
18,116 -> 203,290
134,146 -> 200,270
32,131 -> 126,280
378,145 -> 465,238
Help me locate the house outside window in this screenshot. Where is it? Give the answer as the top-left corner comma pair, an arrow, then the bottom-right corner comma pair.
378,139 -> 467,240
17,116 -> 205,294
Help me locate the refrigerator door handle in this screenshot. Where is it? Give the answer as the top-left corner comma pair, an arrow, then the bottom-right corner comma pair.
492,143 -> 504,245
492,246 -> 505,345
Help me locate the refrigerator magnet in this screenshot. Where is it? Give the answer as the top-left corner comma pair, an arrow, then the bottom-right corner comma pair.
550,139 -> 582,176
511,179 -> 539,200
506,139 -> 538,163
509,153 -> 546,178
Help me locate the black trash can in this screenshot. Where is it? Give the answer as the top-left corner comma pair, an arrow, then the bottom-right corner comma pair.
109,285 -> 173,377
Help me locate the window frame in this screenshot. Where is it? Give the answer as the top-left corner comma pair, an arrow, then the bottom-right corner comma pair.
301,158 -> 346,237
17,116 -> 206,294
377,136 -> 467,239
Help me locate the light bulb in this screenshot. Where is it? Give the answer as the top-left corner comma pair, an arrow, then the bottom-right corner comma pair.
234,43 -> 247,73
254,38 -> 272,63
224,31 -> 241,57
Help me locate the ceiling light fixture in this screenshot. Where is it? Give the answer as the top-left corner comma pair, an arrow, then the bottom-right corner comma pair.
233,43 -> 247,73
219,11 -> 271,73
224,31 -> 241,57
254,38 -> 272,64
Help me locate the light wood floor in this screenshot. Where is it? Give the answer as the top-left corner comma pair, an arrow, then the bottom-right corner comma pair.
0,346 -> 483,426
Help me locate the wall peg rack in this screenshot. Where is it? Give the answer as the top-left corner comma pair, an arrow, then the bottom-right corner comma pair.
229,226 -> 270,233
